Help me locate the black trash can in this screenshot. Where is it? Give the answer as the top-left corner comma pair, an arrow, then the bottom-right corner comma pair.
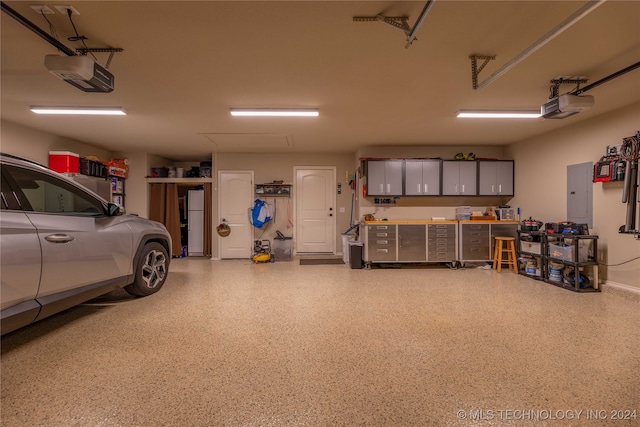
349,241 -> 363,269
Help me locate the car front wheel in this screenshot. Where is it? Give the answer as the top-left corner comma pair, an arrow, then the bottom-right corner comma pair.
125,242 -> 169,297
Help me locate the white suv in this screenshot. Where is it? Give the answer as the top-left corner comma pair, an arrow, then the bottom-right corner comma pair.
0,153 -> 171,335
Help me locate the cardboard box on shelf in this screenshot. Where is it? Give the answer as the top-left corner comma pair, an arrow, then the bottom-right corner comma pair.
108,158 -> 129,178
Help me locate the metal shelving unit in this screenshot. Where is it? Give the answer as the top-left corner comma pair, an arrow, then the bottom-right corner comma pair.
517,230 -> 599,292
516,230 -> 545,281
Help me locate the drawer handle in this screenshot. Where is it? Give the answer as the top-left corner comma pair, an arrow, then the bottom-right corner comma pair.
437,233 -> 447,237
376,240 -> 388,244
376,249 -> 388,253
376,226 -> 388,230
470,240 -> 481,244
376,233 -> 388,237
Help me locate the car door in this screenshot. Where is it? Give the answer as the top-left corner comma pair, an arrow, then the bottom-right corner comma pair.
0,171 -> 42,317
3,164 -> 134,298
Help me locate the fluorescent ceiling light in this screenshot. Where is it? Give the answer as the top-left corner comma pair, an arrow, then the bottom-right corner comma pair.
456,110 -> 541,118
230,108 -> 319,117
30,106 -> 126,115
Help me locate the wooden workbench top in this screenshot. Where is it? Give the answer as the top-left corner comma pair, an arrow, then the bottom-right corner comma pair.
364,220 -> 458,224
364,219 -> 519,224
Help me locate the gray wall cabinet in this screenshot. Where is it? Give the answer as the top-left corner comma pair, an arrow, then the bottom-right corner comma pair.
367,160 -> 403,196
442,161 -> 477,195
404,160 -> 441,195
478,161 -> 514,196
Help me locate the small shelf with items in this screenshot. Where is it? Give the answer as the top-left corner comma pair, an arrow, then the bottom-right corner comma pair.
255,182 -> 291,197
110,176 -> 125,207
544,233 -> 599,292
516,230 -> 545,281
517,230 -> 599,292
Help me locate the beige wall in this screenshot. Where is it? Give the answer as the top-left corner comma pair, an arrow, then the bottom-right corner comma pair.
1,119 -> 112,164
507,102 -> 640,289
216,152 -> 356,258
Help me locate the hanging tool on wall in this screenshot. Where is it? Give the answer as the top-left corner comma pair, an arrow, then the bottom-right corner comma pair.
593,144 -> 627,183
618,131 -> 640,237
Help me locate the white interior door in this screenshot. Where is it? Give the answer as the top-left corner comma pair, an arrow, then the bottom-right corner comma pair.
295,167 -> 335,253
219,171 -> 253,259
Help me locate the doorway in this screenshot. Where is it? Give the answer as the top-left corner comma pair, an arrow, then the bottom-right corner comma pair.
294,167 -> 336,254
219,170 -> 254,259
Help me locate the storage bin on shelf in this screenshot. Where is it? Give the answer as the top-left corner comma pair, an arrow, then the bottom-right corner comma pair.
455,206 -> 471,220
49,151 -> 79,174
520,241 -> 542,255
548,239 -> 591,263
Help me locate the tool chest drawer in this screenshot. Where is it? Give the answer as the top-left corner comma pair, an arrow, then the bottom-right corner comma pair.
367,239 -> 397,261
365,224 -> 397,262
459,223 -> 490,261
367,224 -> 396,239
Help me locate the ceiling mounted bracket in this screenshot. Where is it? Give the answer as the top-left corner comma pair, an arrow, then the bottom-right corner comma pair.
549,78 -> 588,99
353,0 -> 436,49
76,47 -> 124,69
470,0 -> 605,90
469,55 -> 496,89
376,15 -> 412,34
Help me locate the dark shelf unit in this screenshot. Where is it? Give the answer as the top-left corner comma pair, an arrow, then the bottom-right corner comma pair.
517,231 -> 599,292
255,183 -> 291,197
516,230 -> 545,281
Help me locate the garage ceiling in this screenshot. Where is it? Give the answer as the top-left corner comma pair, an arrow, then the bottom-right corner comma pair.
2,1 -> 639,161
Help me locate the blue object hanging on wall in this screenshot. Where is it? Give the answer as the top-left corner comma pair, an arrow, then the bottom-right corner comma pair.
251,199 -> 272,228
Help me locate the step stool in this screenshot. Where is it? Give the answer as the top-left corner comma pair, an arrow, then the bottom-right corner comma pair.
492,236 -> 517,273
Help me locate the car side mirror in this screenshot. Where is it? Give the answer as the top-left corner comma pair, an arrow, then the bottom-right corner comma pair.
107,203 -> 124,216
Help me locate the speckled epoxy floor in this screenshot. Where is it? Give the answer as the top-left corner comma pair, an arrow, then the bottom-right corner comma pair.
1,258 -> 639,427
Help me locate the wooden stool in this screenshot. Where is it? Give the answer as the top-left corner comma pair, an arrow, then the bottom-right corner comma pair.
492,237 -> 517,272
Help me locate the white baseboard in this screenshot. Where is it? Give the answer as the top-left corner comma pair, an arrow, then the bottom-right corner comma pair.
601,280 -> 640,302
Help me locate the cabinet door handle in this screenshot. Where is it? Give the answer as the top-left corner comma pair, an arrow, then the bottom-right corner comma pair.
462,184 -> 465,193
417,183 -> 421,193
492,184 -> 495,193
424,184 -> 428,193
379,184 -> 384,193
498,184 -> 502,193
386,183 -> 390,193
455,184 -> 458,193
